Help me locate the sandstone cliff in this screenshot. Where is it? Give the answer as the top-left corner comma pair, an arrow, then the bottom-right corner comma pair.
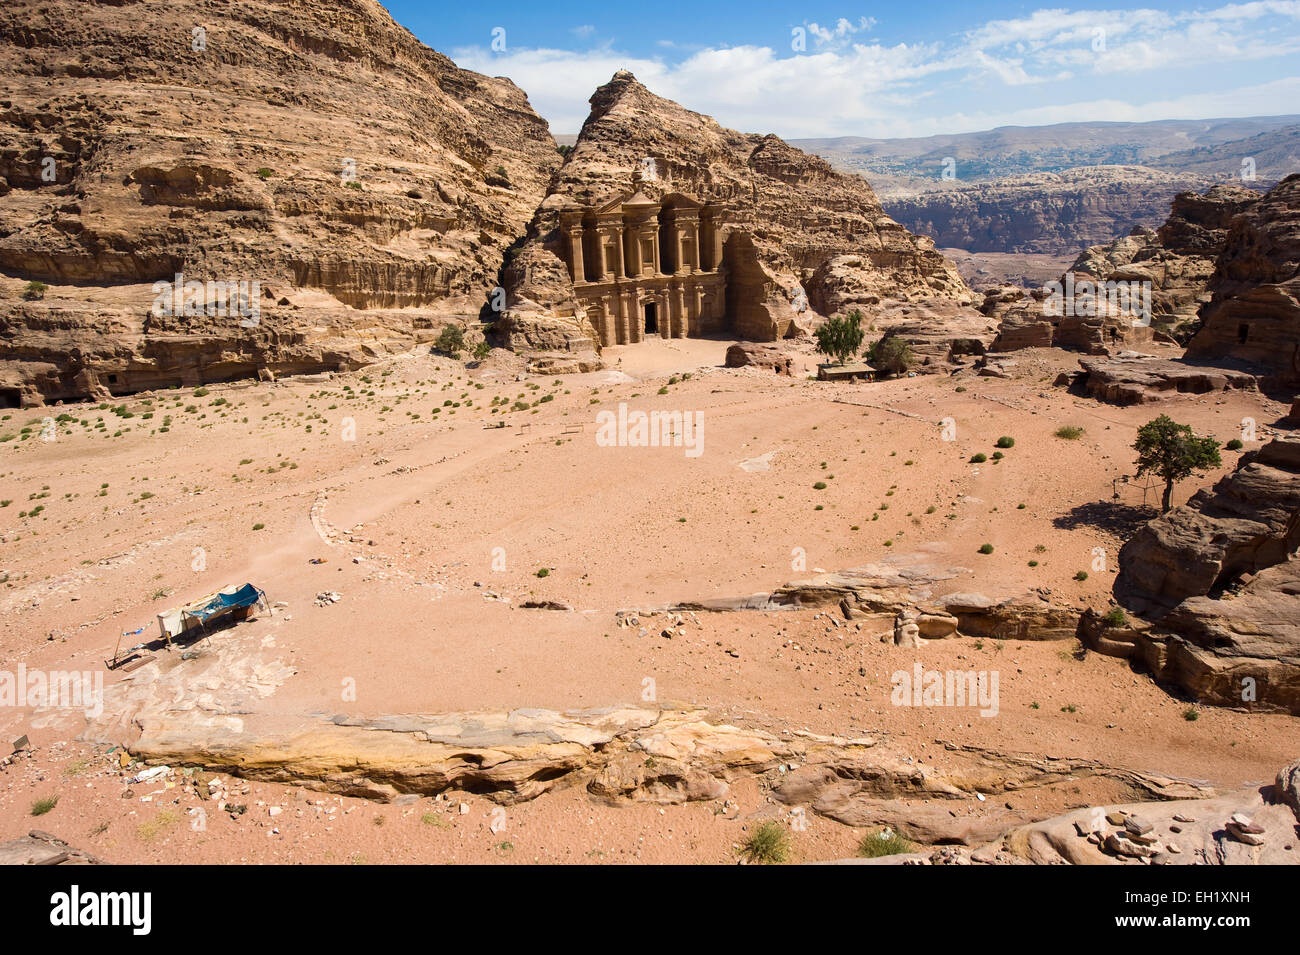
0,0 -> 557,404
1186,174 -> 1300,389
1070,184 -> 1261,341
986,183 -> 1261,358
881,166 -> 1219,255
498,71 -> 970,367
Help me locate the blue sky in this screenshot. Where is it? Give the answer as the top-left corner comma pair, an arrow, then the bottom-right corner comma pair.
385,1 -> 1300,138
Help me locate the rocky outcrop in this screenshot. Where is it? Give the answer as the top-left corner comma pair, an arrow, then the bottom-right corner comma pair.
0,0 -> 558,403
984,183 -> 1261,357
864,301 -> 997,374
1186,175 -> 1300,389
499,71 -> 970,365
724,342 -> 794,375
655,562 -> 1083,642
1006,766 -> 1300,865
0,830 -> 104,865
1102,436 -> 1300,713
1074,354 -> 1258,404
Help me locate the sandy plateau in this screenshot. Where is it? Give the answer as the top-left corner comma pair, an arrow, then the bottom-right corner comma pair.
0,338 -> 1295,864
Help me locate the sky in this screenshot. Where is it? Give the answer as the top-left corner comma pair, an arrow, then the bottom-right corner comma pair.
383,1 -> 1300,139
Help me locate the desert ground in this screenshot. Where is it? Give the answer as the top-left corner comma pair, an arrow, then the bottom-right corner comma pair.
0,335 -> 1294,863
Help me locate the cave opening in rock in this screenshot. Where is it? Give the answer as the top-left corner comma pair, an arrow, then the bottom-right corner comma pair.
644,301 -> 657,335
0,388 -> 20,409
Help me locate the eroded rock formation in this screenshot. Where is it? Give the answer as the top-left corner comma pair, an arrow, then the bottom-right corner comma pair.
0,0 -> 557,404
1099,435 -> 1300,713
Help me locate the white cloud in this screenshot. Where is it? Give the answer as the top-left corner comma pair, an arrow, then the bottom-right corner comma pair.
806,16 -> 877,49
451,3 -> 1300,138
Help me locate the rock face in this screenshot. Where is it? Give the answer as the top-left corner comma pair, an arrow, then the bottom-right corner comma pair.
1068,184 -> 1261,342
1186,175 -> 1300,389
498,71 -> 970,369
881,166 -> 1219,255
0,0 -> 557,404
1103,436 -> 1300,713
986,183 -> 1261,357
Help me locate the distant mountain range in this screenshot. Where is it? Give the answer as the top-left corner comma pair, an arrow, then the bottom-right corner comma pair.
789,116 -> 1300,254
790,116 -> 1300,193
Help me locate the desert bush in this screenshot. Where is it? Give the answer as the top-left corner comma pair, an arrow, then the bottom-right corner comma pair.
739,821 -> 790,864
435,325 -> 465,358
858,828 -> 914,858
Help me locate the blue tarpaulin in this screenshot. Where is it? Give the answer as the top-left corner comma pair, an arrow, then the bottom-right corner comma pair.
180,583 -> 266,625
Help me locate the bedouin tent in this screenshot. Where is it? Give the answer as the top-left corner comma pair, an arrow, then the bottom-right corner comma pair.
157,583 -> 268,644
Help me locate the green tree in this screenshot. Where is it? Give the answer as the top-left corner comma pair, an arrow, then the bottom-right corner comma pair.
814,310 -> 866,365
867,335 -> 914,378
1134,414 -> 1222,512
435,324 -> 465,359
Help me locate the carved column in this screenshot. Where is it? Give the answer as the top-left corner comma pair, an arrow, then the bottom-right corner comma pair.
591,229 -> 606,282
620,288 -> 632,344
566,224 -> 586,283
625,222 -> 641,276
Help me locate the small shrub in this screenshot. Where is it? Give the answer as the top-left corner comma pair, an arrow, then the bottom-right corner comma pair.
978,543 -> 994,554
1183,707 -> 1200,721
1054,425 -> 1084,440
857,828 -> 914,859
535,567 -> 549,578
738,821 -> 790,865
31,795 -> 59,816
970,453 -> 987,463
23,280 -> 48,301
995,436 -> 1015,448
1074,570 -> 1089,581
1101,607 -> 1126,628
1225,438 -> 1244,451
